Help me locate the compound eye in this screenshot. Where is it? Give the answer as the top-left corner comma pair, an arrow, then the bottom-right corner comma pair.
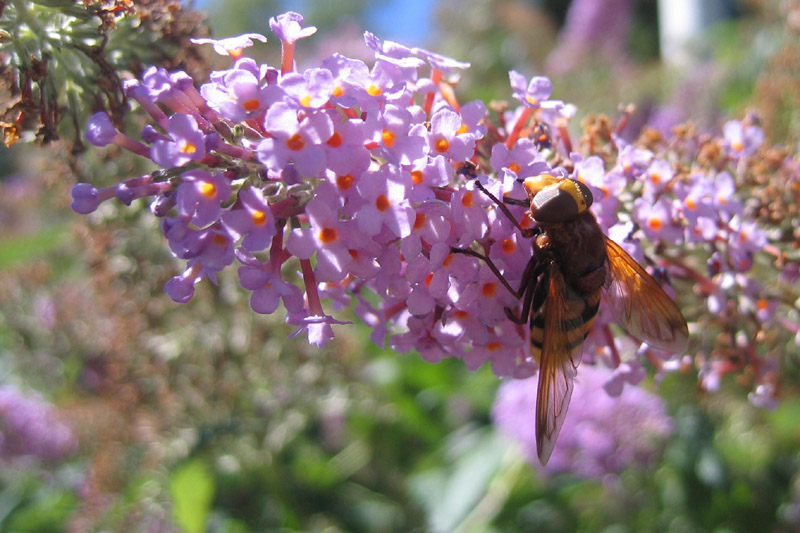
530,187 -> 581,223
575,180 -> 594,209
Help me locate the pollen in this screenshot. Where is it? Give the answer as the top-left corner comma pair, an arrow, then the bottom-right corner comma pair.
487,341 -> 502,352
242,98 -> 261,112
375,194 -> 391,212
600,186 -> 610,200
213,234 -> 228,246
648,217 -> 664,231
731,140 -> 744,152
181,142 -> 197,155
286,133 -> 306,151
200,182 -> 216,197
434,138 -> 450,153
300,94 -> 312,107
411,170 -> 424,185
251,210 -> 267,226
525,95 -> 539,106
332,86 -> 345,97
327,132 -> 343,147
413,212 -> 426,230
382,129 -> 395,148
501,238 -> 516,254
756,298 -> 769,311
424,273 -> 434,286
685,197 -> 697,211
456,124 -> 469,134
367,84 -> 383,96
461,191 -> 474,208
650,172 -> 661,185
319,227 -> 338,243
508,162 -> 521,174
336,174 -> 354,190
481,281 -> 497,297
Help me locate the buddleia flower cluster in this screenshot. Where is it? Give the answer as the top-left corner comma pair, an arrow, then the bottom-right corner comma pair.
493,365 -> 673,479
71,11 -> 799,404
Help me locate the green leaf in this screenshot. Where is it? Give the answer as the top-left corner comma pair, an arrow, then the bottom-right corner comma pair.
170,458 -> 215,533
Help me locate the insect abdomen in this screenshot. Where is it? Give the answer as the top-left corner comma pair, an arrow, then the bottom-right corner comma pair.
530,287 -> 602,359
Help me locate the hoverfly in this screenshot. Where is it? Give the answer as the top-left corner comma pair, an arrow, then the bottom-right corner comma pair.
454,173 -> 689,465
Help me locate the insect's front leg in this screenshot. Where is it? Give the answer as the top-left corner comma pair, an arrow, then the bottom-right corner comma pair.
471,179 -> 539,239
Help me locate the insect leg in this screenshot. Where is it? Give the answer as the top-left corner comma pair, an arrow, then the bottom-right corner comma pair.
472,180 -> 538,238
450,247 -> 523,298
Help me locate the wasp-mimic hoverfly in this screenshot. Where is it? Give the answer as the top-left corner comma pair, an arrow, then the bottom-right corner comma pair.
454,173 -> 689,465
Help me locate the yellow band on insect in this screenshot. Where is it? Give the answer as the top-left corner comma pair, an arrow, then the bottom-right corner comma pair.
523,175 -> 589,213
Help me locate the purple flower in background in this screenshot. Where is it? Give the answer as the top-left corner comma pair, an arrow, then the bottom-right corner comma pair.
493,365 -> 672,479
0,386 -> 76,464
723,119 -> 764,158
191,33 -> 267,58
545,0 -> 633,75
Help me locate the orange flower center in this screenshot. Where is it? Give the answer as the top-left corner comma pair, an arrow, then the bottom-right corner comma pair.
648,218 -> 663,231
382,129 -> 395,148
327,132 -> 343,147
481,282 -> 497,297
200,182 -> 216,197
434,138 -> 450,153
336,174 -> 354,190
242,98 -> 261,112
411,170 -> 424,185
413,213 -> 426,230
319,227 -> 338,243
375,194 -> 390,212
286,133 -> 306,151
251,210 -> 267,226
501,238 -> 516,254
462,191 -> 475,208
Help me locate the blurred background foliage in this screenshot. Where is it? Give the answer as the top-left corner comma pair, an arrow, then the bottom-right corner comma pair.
1,0 -> 800,531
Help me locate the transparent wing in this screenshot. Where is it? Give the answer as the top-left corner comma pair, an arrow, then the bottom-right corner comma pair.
604,237 -> 689,353
536,264 -> 589,466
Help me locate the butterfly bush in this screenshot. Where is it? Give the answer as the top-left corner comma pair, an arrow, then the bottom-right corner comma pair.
71,11 -> 799,405
493,365 -> 673,480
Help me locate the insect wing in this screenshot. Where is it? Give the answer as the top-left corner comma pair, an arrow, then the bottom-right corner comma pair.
603,237 -> 689,353
536,264 -> 587,466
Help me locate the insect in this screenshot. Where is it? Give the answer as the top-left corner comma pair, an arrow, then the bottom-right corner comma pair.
454,173 -> 689,465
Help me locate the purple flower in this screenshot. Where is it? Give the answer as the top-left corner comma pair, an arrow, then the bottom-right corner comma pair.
70,183 -> 116,214
191,33 -> 267,58
493,365 -> 672,479
286,186 -> 353,283
723,119 -> 763,158
176,170 -> 232,227
0,386 -> 76,464
509,71 -> 554,108
355,165 -> 415,239
424,108 -> 475,161
269,11 -> 317,44
201,62 -> 277,123
150,113 -> 206,168
237,253 -> 304,314
84,112 -> 150,158
631,197 -> 683,245
222,186 -> 276,252
257,102 -> 333,177
280,68 -> 335,109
